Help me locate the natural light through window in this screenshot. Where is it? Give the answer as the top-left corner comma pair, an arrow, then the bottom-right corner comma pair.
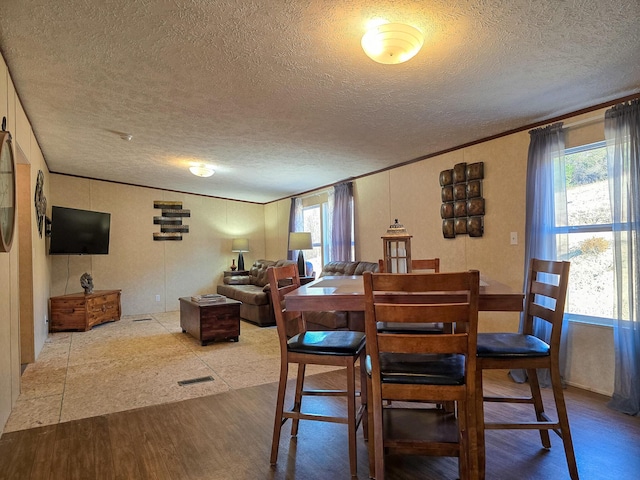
561,141 -> 614,323
299,189 -> 355,276
303,204 -> 324,276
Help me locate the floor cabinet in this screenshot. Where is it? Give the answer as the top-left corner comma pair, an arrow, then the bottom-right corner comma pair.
50,290 -> 121,332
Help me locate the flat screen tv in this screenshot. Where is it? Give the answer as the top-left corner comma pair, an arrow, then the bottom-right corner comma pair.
49,206 -> 111,255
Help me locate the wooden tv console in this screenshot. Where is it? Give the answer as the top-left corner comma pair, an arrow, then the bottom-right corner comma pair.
49,290 -> 121,332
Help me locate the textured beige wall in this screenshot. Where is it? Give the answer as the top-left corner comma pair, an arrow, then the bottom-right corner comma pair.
49,175 -> 266,315
27,131 -> 51,357
17,163 -> 34,363
264,199 -> 293,260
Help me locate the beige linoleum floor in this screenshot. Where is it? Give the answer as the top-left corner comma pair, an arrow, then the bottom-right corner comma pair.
4,311 -> 336,433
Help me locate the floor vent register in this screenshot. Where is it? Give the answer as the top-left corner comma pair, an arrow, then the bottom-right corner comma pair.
177,376 -> 215,386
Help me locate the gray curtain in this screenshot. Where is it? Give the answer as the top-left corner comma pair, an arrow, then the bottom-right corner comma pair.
287,197 -> 303,261
511,122 -> 568,386
605,99 -> 640,416
328,182 -> 354,262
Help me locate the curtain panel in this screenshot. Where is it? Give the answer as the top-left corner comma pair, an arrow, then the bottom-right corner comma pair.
328,182 -> 354,262
287,197 -> 303,261
512,122 -> 568,386
605,99 -> 640,416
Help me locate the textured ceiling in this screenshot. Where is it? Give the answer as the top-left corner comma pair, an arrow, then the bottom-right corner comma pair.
0,0 -> 639,203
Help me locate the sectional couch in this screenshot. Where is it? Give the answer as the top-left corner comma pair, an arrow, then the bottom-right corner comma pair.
217,258 -> 379,333
216,259 -> 296,326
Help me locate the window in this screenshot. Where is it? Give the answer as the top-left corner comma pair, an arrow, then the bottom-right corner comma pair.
558,141 -> 614,324
302,202 -> 326,276
300,190 -> 355,276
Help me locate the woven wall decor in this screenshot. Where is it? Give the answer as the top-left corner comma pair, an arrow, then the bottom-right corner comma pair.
153,201 -> 190,240
440,162 -> 485,238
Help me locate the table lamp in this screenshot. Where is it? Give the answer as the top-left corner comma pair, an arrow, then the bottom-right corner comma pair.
231,238 -> 249,271
288,232 -> 312,277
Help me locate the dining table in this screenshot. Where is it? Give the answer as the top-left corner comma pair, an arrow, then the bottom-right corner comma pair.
284,274 -> 524,313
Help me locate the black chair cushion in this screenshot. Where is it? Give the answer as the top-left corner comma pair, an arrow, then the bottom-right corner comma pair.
366,353 -> 465,386
477,332 -> 550,358
287,331 -> 365,356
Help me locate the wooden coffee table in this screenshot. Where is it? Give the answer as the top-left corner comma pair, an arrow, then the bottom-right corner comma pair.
179,297 -> 241,345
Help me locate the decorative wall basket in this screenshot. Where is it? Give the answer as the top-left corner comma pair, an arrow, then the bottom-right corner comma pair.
153,201 -> 190,240
34,170 -> 47,238
440,162 -> 485,238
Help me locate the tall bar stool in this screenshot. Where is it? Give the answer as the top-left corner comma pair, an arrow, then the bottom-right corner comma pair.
364,270 -> 480,480
267,264 -> 367,477
475,258 -> 578,479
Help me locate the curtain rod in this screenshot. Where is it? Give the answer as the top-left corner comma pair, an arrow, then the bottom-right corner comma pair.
299,190 -> 328,200
563,115 -> 602,130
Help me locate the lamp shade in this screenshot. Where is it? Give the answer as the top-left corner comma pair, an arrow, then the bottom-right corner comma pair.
231,238 -> 249,252
288,232 -> 312,251
361,23 -> 424,64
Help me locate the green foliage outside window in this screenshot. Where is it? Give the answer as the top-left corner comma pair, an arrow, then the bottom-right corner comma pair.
565,148 -> 607,187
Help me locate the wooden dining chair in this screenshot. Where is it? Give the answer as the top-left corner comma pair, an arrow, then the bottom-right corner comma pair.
475,258 -> 578,480
377,257 -> 440,273
267,264 -> 367,477
411,257 -> 441,273
364,270 -> 480,480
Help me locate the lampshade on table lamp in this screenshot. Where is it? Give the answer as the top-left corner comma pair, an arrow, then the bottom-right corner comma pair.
231,238 -> 249,271
288,232 -> 312,277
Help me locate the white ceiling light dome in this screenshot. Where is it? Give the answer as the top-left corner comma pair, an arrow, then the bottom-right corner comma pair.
189,164 -> 215,177
361,22 -> 424,64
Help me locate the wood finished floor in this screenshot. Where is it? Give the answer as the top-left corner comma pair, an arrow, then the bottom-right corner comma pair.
1,369 -> 638,480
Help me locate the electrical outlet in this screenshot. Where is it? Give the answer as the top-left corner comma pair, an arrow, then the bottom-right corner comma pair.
155,295 -> 161,302
510,232 -> 518,245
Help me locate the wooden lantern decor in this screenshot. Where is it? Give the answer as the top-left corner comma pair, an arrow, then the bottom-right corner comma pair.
381,219 -> 412,273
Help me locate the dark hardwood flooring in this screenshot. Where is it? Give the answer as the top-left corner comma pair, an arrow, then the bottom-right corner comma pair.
0,370 -> 638,479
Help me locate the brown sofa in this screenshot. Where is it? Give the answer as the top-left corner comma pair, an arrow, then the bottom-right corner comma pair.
217,259 -> 296,326
293,260 -> 379,336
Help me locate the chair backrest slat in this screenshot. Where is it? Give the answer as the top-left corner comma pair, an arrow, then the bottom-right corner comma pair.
378,333 -> 469,354
374,303 -> 470,324
528,302 -> 555,323
371,271 -> 473,292
531,280 -> 559,298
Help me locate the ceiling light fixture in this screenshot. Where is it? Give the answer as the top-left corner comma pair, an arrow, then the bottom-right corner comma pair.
361,22 -> 424,64
189,164 -> 215,177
